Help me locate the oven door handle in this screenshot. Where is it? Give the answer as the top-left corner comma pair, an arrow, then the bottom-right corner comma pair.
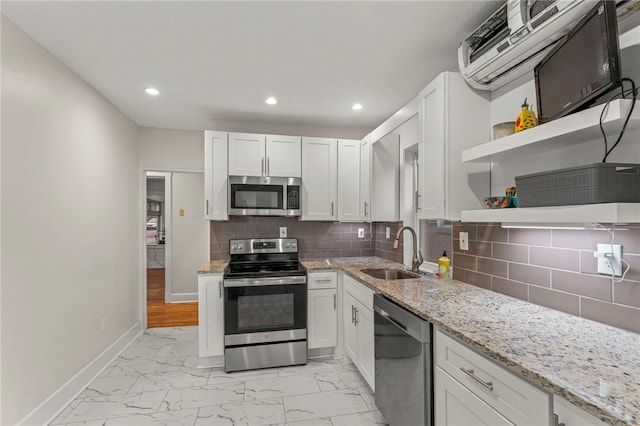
223,276 -> 307,287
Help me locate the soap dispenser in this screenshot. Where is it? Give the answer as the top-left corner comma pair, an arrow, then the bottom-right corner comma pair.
438,251 -> 450,279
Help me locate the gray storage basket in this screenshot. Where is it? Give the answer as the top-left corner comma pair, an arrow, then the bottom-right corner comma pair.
515,163 -> 640,207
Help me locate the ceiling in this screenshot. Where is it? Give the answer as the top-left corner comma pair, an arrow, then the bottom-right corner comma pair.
2,1 -> 503,138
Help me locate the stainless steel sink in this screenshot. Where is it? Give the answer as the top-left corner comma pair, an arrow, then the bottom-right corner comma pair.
361,268 -> 420,280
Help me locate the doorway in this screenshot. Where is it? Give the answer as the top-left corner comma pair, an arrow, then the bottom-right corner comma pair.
144,171 -> 208,328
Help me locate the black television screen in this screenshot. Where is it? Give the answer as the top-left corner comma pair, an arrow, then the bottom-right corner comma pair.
535,0 -> 621,124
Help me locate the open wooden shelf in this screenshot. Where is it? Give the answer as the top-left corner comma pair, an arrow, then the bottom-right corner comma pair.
461,99 -> 640,163
461,203 -> 640,224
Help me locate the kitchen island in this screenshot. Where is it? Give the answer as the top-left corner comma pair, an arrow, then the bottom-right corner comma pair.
303,257 -> 639,426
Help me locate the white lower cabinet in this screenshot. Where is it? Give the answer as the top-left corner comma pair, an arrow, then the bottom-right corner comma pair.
435,328 -> 551,426
553,395 -> 607,426
198,273 -> 224,360
436,366 -> 513,425
307,272 -> 337,349
342,274 -> 375,390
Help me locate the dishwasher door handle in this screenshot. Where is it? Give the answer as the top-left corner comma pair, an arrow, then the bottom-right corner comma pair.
378,308 -> 407,331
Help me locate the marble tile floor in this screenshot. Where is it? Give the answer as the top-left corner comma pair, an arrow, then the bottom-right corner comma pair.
50,326 -> 388,426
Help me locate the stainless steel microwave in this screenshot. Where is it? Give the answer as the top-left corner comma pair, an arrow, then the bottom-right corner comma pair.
228,176 -> 301,216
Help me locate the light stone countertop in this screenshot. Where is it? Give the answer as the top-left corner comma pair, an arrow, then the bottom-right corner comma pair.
303,257 -> 639,426
197,260 -> 228,274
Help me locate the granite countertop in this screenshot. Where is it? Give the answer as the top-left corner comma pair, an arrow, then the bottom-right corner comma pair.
197,260 -> 228,274
304,257 -> 640,426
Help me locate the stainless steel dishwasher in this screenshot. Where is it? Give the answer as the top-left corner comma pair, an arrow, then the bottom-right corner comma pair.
373,293 -> 432,426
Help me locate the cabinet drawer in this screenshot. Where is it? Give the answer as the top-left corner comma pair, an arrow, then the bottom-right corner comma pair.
435,329 -> 551,426
343,274 -> 375,310
308,271 -> 337,289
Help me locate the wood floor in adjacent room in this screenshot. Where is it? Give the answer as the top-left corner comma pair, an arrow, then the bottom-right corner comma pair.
147,268 -> 198,328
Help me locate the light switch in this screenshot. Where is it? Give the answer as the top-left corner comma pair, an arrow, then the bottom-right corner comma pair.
179,209 -> 185,217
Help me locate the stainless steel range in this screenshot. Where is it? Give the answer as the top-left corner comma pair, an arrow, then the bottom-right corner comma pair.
223,238 -> 307,372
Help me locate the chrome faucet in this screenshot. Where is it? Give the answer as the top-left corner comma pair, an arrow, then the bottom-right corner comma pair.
393,226 -> 423,272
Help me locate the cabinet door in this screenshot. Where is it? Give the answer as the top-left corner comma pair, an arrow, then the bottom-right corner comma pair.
204,131 -> 228,220
356,303 -> 375,390
435,367 -> 514,426
343,291 -> 359,363
553,395 -> 606,426
308,288 -> 337,349
198,274 -> 224,357
360,137 -> 371,221
418,73 -> 447,219
228,133 -> 265,177
266,135 -> 302,177
301,137 -> 337,220
337,139 -> 361,221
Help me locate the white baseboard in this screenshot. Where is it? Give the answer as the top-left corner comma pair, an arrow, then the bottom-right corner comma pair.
18,322 -> 143,426
170,292 -> 198,303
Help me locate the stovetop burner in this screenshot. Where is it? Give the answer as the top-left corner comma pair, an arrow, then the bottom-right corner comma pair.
224,238 -> 306,279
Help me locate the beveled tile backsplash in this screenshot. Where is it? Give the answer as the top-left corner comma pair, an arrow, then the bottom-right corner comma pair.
443,222 -> 640,333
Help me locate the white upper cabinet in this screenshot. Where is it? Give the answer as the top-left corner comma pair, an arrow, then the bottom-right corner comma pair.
359,137 -> 371,221
204,131 -> 228,221
228,133 -> 301,177
417,71 -> 490,220
337,139 -> 361,221
301,137 -> 337,221
266,135 -> 302,177
228,132 -> 265,177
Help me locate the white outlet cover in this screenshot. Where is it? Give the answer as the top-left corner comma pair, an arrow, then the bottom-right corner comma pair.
358,228 -> 365,238
386,227 -> 390,239
596,243 -> 622,276
279,227 -> 287,238
459,232 -> 469,251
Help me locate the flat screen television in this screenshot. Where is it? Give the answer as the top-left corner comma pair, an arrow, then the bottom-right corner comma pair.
535,0 -> 621,124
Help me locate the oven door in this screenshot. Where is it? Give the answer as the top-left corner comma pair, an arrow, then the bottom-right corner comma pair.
224,276 -> 307,346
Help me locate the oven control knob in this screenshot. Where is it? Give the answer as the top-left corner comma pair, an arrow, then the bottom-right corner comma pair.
291,241 -> 297,248
231,244 -> 237,251
237,243 -> 244,250
285,242 -> 291,248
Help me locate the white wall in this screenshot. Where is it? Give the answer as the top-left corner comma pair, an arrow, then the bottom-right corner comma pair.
170,173 -> 209,297
139,127 -> 205,172
1,16 -> 140,425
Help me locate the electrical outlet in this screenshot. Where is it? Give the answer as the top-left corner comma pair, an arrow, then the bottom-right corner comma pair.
596,243 -> 622,276
459,232 -> 469,251
358,228 -> 365,238
386,227 -> 390,239
279,227 -> 287,238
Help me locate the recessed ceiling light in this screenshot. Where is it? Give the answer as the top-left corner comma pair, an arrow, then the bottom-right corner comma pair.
144,87 -> 160,95
352,103 -> 363,111
265,97 -> 278,105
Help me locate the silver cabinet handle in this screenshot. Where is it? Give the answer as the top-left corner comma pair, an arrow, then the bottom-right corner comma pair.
219,281 -> 222,298
261,157 -> 265,176
415,191 -> 421,212
314,279 -> 333,283
553,414 -> 565,426
351,305 -> 355,324
331,202 -> 334,217
364,201 -> 368,216
354,307 -> 359,326
460,367 -> 493,392
333,294 -> 336,309
206,200 -> 210,215
267,157 -> 270,175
